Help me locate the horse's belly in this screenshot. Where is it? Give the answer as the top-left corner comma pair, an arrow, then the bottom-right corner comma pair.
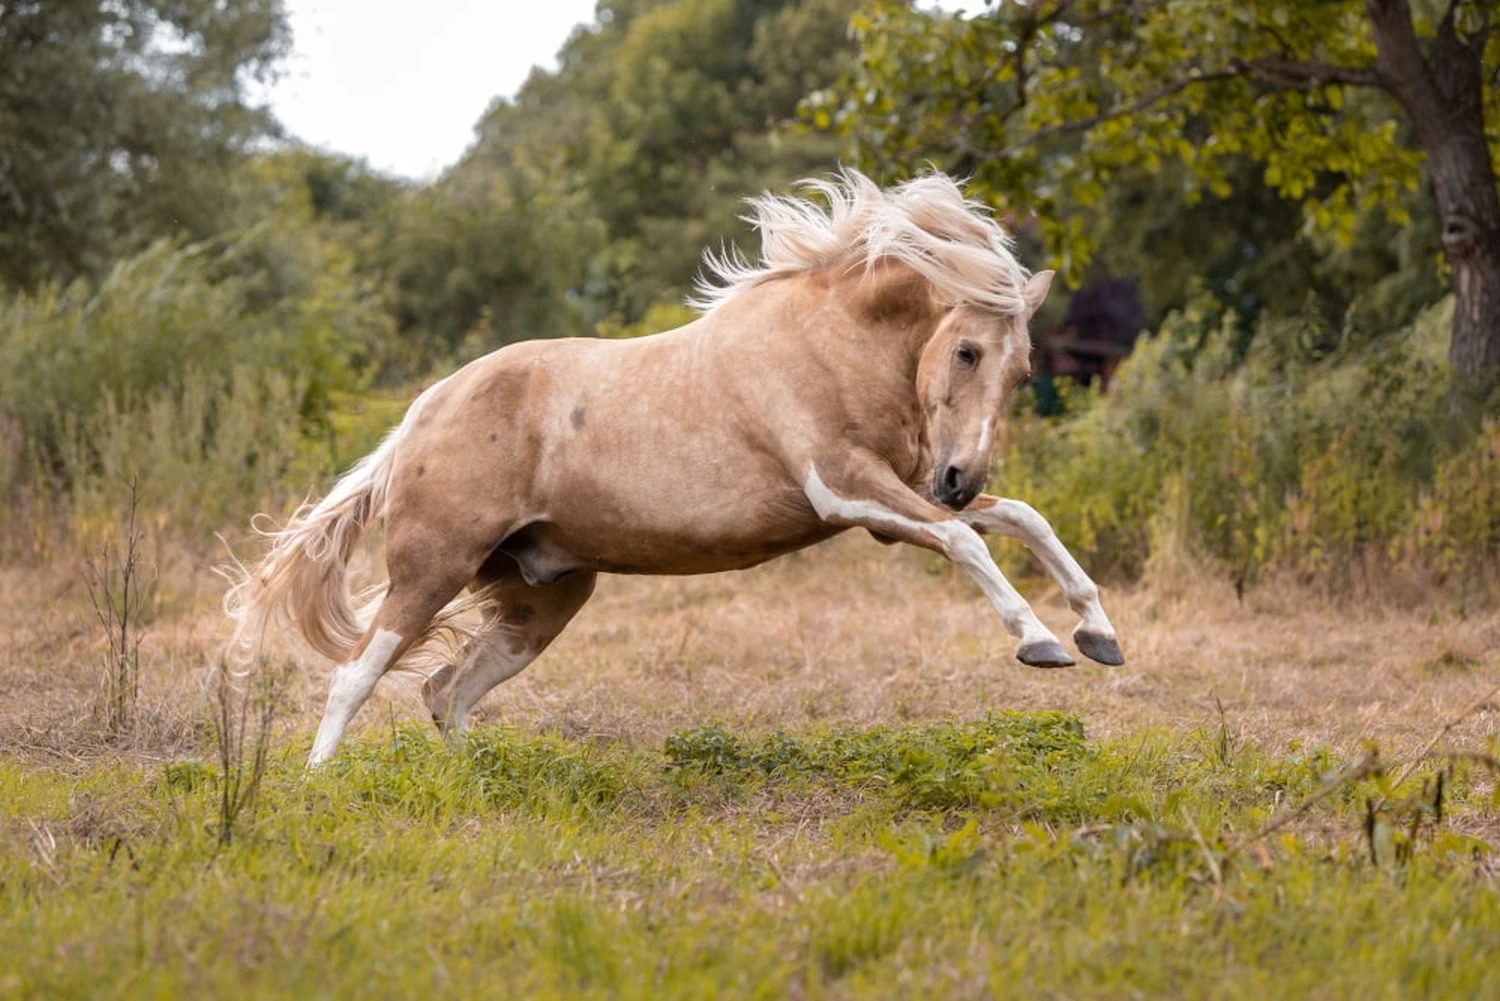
511,485 -> 835,578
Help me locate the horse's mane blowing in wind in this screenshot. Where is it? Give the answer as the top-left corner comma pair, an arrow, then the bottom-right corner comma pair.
690,168 -> 1034,318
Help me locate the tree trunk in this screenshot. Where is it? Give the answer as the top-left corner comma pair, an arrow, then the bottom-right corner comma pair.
1368,0 -> 1500,387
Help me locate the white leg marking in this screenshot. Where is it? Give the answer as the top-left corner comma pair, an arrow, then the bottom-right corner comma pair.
441,635 -> 538,735
962,499 -> 1116,639
308,628 -> 403,767
804,467 -> 1057,646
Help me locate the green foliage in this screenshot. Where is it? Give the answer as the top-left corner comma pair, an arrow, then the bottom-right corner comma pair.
664,711 -> 1089,812
371,166 -> 605,361
813,0 -> 1500,379
1403,418 -> 1500,578
0,222 -> 385,553
997,296 -> 1500,587
329,726 -> 627,822
34,370 -> 308,554
0,0 -> 1490,587
0,224 -> 382,452
398,0 -> 860,360
818,1 -> 1442,284
0,0 -> 876,554
0,0 -> 289,289
595,301 -> 699,339
1,242 -> 254,456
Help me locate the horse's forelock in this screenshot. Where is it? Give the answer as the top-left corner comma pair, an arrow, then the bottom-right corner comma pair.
689,167 -> 1031,317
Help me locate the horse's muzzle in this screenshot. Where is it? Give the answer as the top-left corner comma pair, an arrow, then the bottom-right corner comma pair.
934,464 -> 981,510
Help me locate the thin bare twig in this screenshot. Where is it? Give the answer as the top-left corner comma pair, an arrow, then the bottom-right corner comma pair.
1376,680 -> 1500,811
82,475 -> 147,738
211,658 -> 291,847
1234,750 -> 1383,852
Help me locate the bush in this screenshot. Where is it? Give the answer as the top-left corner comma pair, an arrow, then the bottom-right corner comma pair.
0,231 -> 386,556
997,296 -> 1499,591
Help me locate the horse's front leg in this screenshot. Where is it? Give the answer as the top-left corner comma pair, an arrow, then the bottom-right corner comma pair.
803,454 -> 1075,668
958,496 -> 1124,666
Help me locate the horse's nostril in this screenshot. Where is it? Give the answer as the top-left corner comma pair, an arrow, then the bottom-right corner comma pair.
942,465 -> 963,493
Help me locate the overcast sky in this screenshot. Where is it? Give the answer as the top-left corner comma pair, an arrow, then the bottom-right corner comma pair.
263,1 -> 979,181
264,0 -> 600,180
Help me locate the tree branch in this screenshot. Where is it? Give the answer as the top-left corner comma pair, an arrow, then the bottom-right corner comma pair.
981,68 -> 1241,159
1441,0 -> 1491,56
1440,0 -> 1462,41
971,50 -> 1380,163
1231,56 -> 1382,90
1255,20 -> 1299,59
1366,0 -> 1434,101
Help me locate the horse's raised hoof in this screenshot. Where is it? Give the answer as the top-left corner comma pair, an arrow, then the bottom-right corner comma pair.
1016,640 -> 1075,669
421,662 -> 456,729
1074,631 -> 1125,667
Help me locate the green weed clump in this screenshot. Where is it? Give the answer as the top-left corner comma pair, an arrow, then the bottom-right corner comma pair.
1000,296 -> 1499,591
665,711 -> 1089,811
327,726 -> 629,821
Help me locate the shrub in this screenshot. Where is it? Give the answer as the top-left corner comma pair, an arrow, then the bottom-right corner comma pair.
997,297 -> 1499,592
0,231 -> 386,555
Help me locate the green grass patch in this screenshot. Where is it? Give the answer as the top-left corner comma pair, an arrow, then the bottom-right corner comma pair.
1,715 -> 1495,999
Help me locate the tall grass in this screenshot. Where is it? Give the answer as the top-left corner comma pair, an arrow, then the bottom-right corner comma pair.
3,232 -> 1494,603
999,296 -> 1499,593
0,235 -> 387,560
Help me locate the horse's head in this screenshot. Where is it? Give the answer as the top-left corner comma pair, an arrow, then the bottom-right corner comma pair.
917,270 -> 1054,510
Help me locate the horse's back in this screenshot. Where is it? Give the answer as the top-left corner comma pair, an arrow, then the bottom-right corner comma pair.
385,329 -> 837,576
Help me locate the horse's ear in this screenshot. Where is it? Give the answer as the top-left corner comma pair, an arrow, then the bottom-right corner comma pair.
1021,270 -> 1055,317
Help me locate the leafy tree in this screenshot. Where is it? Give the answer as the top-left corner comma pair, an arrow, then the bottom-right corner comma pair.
817,0 -> 1500,384
376,164 -> 606,359
374,0 -> 860,359
0,0 -> 287,289
1084,154 -> 1444,346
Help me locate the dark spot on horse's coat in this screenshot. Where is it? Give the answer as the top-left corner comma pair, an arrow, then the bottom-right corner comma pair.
570,406 -> 587,429
488,432 -> 498,442
509,603 -> 536,624
416,464 -> 426,477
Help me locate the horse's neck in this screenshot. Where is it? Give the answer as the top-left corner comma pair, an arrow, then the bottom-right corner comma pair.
823,263 -> 944,366
807,282 -> 938,477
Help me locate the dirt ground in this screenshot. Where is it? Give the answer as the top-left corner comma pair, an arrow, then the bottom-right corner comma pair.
2,533 -> 1497,761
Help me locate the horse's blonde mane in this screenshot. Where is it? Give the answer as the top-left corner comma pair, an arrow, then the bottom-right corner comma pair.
690,167 -> 1031,317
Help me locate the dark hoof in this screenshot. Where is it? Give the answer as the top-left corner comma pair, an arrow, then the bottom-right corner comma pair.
1074,631 -> 1125,666
1017,640 -> 1075,669
422,663 -> 456,726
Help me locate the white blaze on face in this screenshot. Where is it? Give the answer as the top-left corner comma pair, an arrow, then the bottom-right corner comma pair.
971,332 -> 1018,466
977,416 -> 995,458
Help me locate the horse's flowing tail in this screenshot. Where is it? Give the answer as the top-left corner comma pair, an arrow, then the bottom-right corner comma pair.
223,424 -> 404,665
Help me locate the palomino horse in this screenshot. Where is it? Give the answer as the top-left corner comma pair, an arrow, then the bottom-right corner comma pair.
226,169 -> 1124,767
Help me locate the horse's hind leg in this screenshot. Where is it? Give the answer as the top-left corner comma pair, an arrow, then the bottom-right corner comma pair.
307,492 -> 503,767
307,565 -> 478,766
423,558 -> 597,735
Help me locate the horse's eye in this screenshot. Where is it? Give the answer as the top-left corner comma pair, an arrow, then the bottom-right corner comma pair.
956,344 -> 979,369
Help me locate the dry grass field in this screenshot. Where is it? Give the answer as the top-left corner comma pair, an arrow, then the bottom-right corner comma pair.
2,534 -> 1497,998
5,534 -> 1495,761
